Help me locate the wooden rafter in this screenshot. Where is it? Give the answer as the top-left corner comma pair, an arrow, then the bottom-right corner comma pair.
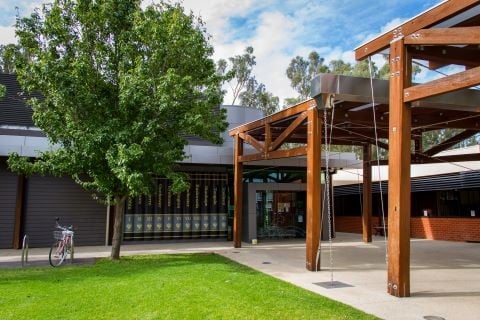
238,146 -> 307,163
423,129 -> 479,156
404,65 -> 480,102
269,112 -> 308,151
238,132 -> 264,153
355,0 -> 480,60
409,45 -> 480,69
405,26 -> 480,45
229,100 -> 314,136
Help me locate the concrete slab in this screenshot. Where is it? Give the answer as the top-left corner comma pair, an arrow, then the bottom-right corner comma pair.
1,233 -> 478,320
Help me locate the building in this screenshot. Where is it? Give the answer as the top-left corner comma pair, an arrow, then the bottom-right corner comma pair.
0,73 -> 357,249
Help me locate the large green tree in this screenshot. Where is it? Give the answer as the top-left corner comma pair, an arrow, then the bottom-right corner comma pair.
8,0 -> 227,259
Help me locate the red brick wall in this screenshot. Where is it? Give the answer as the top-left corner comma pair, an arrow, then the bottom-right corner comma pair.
411,217 -> 480,242
336,216 -> 382,234
335,216 -> 480,242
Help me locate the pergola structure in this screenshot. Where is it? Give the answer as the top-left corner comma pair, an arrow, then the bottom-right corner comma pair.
229,0 -> 480,297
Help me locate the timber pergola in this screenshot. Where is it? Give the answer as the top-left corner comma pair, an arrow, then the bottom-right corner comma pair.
229,0 -> 480,298
355,0 -> 480,297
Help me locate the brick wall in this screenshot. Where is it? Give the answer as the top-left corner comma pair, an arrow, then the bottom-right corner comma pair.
411,217 -> 480,242
335,216 -> 480,242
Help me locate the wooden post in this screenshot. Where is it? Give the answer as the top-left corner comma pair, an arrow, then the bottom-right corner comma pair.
387,38 -> 411,297
362,145 -> 372,243
13,175 -> 25,249
233,134 -> 244,248
306,107 -> 322,271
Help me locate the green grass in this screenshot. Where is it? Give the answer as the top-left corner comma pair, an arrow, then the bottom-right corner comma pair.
0,253 -> 378,320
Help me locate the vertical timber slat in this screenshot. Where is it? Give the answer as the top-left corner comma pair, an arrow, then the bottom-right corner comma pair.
306,107 -> 322,271
13,175 -> 25,249
388,38 -> 411,297
233,134 -> 244,248
362,145 -> 372,243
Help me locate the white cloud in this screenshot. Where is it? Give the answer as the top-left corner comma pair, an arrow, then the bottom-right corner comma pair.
0,25 -> 16,44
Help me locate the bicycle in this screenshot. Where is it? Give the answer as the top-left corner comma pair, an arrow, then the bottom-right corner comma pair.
49,218 -> 74,267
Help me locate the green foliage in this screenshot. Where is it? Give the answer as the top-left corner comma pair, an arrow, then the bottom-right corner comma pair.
0,254 -> 378,320
0,84 -> 5,98
286,51 -> 328,100
226,46 -> 256,104
219,46 -> 279,115
9,0 -> 227,200
239,77 -> 279,115
0,44 -> 22,73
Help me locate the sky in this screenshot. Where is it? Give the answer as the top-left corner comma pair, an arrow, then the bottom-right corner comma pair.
0,0 -> 443,105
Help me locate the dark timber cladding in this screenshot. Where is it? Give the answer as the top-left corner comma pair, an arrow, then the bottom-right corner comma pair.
23,175 -> 107,247
0,162 -> 18,249
355,0 -> 480,297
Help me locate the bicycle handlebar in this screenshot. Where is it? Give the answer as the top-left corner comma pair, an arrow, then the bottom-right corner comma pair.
55,220 -> 74,232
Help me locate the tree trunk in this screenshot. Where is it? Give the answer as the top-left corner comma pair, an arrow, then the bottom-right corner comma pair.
111,194 -> 127,260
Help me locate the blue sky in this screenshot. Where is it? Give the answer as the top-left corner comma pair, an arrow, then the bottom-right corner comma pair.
0,0 -> 443,105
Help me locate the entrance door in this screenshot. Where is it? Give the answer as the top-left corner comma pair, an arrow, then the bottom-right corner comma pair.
256,191 -> 306,240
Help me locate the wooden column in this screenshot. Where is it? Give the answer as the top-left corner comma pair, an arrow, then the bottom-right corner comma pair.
387,38 -> 412,297
306,107 -> 322,271
233,134 -> 244,248
362,145 -> 372,243
13,175 -> 25,249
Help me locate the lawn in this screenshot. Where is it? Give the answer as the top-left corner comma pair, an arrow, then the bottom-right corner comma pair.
0,253 -> 377,320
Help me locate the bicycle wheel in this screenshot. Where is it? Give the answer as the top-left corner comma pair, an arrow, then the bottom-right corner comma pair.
49,241 -> 66,267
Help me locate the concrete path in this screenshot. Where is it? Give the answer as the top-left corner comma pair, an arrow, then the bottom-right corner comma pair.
1,233 -> 479,320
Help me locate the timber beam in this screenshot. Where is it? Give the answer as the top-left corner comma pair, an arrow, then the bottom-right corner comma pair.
424,129 -> 479,156
355,0 -> 480,60
404,66 -> 480,103
362,145 -> 372,243
306,107 -> 322,271
405,27 -> 480,45
387,39 -> 411,297
233,135 -> 243,248
409,45 -> 480,70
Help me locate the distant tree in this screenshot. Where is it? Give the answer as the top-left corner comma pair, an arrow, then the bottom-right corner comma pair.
225,46 -> 256,104
219,46 -> 279,114
239,77 -> 279,115
328,59 -> 352,76
283,97 -> 303,108
8,0 -> 227,260
286,51 -> 328,100
0,44 -> 23,73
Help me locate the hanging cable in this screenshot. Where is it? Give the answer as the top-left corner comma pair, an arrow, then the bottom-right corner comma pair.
324,98 -> 335,283
367,56 -> 388,264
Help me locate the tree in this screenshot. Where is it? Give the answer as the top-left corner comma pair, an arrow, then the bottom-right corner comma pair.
239,77 -> 279,115
8,0 -> 227,260
286,51 -> 328,100
0,44 -> 21,73
226,46 -> 256,104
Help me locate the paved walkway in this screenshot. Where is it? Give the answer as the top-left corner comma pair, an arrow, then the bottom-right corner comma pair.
1,233 -> 479,320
